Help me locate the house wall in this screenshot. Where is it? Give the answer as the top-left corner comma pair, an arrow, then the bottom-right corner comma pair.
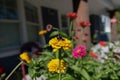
25,0 -> 73,27
0,0 -> 118,58
0,0 -> 73,57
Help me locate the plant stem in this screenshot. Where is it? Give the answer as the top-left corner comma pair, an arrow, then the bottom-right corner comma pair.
58,49 -> 62,80
69,19 -> 75,48
69,19 -> 74,38
82,28 -> 86,45
59,60 -> 61,80
21,63 -> 26,80
5,61 -> 23,80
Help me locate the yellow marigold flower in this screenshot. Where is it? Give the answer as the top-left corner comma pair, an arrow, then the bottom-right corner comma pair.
38,30 -> 47,35
19,52 -> 31,64
49,37 -> 71,52
47,58 -> 66,73
62,38 -> 71,50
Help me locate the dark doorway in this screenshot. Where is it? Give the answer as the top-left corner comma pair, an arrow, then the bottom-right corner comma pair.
41,6 -> 59,43
72,0 -> 80,12
90,15 -> 109,44
72,0 -> 88,12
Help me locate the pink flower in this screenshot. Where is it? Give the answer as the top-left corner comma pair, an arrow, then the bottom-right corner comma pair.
46,24 -> 52,32
110,18 -> 117,23
72,45 -> 86,58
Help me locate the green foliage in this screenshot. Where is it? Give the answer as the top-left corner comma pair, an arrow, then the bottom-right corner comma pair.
49,30 -> 69,39
29,42 -> 120,80
28,12 -> 120,80
28,51 -> 55,79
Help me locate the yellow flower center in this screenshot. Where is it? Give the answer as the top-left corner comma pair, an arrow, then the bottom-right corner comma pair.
77,49 -> 81,53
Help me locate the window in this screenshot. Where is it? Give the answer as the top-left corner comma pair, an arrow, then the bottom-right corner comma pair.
24,1 -> 39,42
0,0 -> 18,20
0,1 -> 40,55
61,14 -> 69,35
24,2 -> 38,23
0,23 -> 21,52
90,14 -> 111,44
61,15 -> 68,28
27,24 -> 39,42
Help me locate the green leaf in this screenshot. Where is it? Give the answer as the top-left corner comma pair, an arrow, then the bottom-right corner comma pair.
62,77 -> 74,80
48,75 -> 58,80
115,54 -> 120,59
49,31 -> 59,37
59,31 -> 69,38
62,74 -> 75,80
80,69 -> 90,80
43,44 -> 50,48
94,73 -> 102,79
28,68 -> 35,78
117,71 -> 120,76
110,74 -> 119,79
70,65 -> 81,72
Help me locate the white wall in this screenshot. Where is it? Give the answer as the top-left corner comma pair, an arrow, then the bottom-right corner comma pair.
88,0 -> 114,15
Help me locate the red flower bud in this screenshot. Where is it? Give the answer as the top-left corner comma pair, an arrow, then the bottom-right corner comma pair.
66,13 -> 77,19
99,41 -> 107,47
79,21 -> 91,28
89,52 -> 98,59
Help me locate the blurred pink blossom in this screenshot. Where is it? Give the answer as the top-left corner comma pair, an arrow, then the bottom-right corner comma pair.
72,45 -> 86,58
110,18 -> 117,23
46,24 -> 52,32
